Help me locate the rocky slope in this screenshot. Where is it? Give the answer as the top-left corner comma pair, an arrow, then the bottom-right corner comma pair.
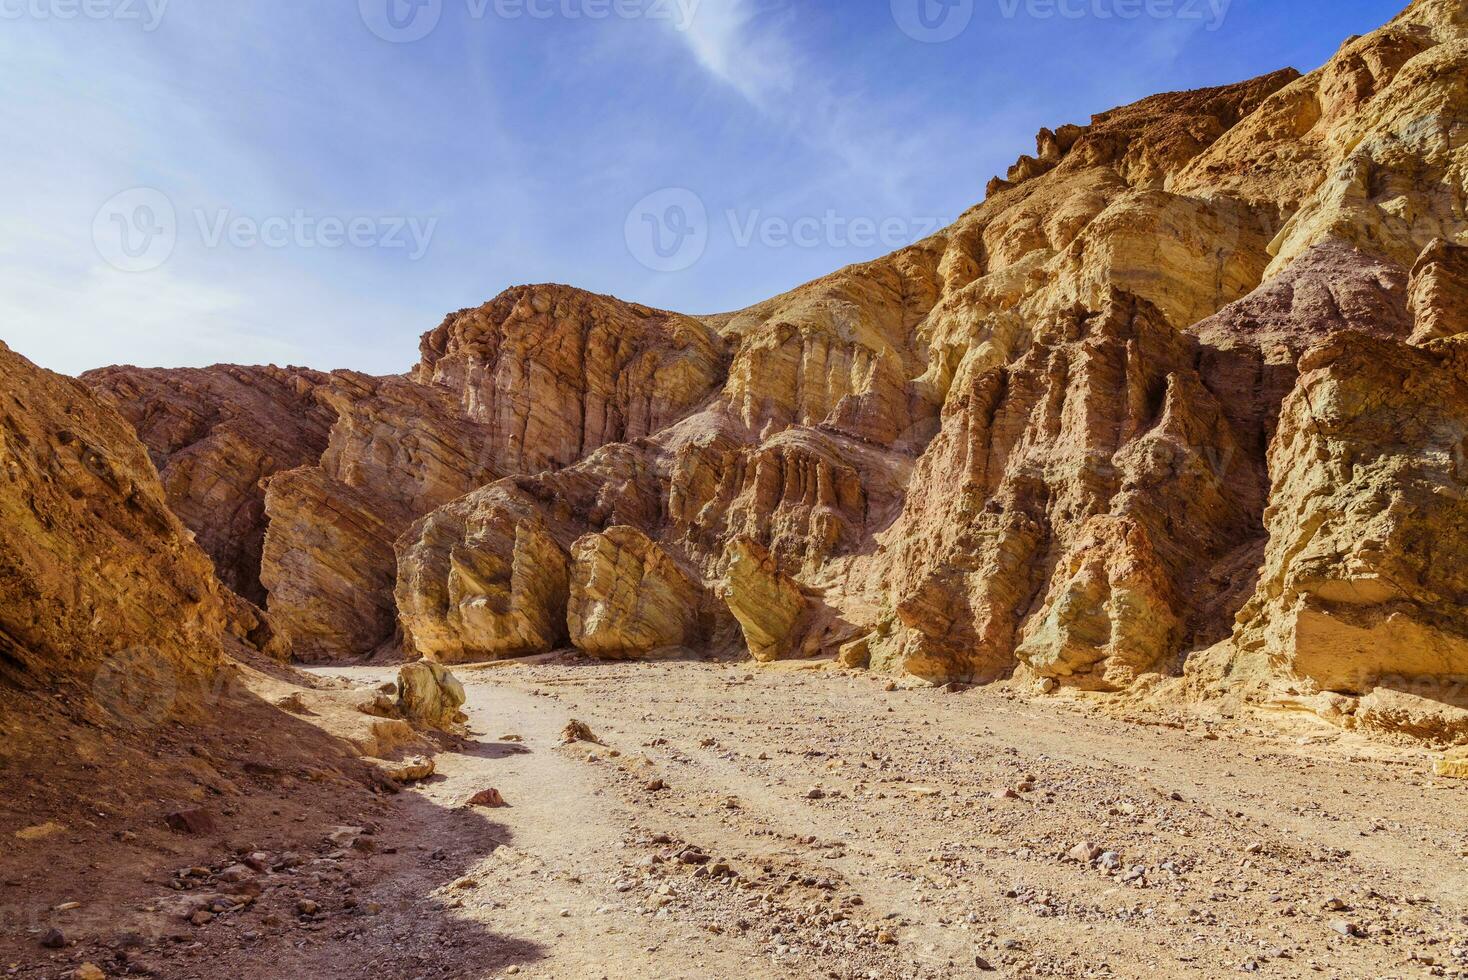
1,342 -> 225,700
74,0 -> 1468,744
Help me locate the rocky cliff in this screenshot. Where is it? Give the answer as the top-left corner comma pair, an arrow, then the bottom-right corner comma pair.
0,342 -> 224,706
70,0 -> 1468,743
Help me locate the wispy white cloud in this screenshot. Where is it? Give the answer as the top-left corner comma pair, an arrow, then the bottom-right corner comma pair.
668,0 -> 954,212
679,0 -> 797,105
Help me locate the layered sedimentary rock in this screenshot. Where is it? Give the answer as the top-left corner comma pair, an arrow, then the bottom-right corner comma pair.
567,526 -> 703,657
1409,239 -> 1468,343
416,285 -> 726,473
1217,332 -> 1468,695
83,363 -> 332,603
869,292 -> 1256,684
395,486 -> 571,664
721,537 -> 807,663
261,466 -> 409,660
260,286 -> 724,661
0,342 -> 223,698
259,372 -> 500,660
73,0 -> 1468,742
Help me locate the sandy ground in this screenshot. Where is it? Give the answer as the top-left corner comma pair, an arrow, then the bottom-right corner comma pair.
7,656 -> 1467,979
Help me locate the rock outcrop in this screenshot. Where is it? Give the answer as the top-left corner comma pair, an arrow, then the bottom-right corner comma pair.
1409,239 -> 1468,344
0,342 -> 224,702
567,526 -> 703,657
83,363 -> 332,604
1213,332 -> 1468,697
721,537 -> 807,663
66,0 -> 1468,743
395,486 -> 571,664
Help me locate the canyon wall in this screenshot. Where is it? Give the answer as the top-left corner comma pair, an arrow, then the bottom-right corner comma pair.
71,0 -> 1468,742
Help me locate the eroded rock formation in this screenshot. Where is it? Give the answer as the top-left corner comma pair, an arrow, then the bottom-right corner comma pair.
0,342 -> 224,702
721,537 -> 807,663
82,363 -> 332,604
568,526 -> 703,658
69,0 -> 1468,742
395,486 -> 571,664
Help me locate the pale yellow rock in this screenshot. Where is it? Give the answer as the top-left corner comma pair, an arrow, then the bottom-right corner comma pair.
1409,238 -> 1468,343
567,526 -> 702,658
1432,757 -> 1468,778
397,660 -> 466,730
721,537 -> 806,663
1224,333 -> 1468,707
395,488 -> 571,663
1016,516 -> 1183,691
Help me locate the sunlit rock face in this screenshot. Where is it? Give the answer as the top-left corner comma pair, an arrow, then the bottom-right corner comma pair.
78,0 -> 1468,742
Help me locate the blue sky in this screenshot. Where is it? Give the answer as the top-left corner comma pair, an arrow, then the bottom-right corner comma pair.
0,0 -> 1405,375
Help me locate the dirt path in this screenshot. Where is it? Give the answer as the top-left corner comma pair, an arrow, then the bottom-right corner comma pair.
15,658 -> 1462,979
299,659 -> 1468,979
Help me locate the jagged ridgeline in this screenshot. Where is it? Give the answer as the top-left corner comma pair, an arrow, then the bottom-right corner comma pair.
15,0 -> 1462,746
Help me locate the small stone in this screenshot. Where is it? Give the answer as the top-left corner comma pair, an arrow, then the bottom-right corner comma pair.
644,779 -> 667,792
805,787 -> 826,800
975,955 -> 996,971
217,865 -> 253,883
40,928 -> 65,949
466,788 -> 507,808
1068,842 -> 1102,863
189,910 -> 213,926
73,965 -> 106,980
992,788 -> 1019,800
1038,678 -> 1058,694
297,899 -> 321,916
562,719 -> 598,744
164,808 -> 215,835
1330,919 -> 1362,938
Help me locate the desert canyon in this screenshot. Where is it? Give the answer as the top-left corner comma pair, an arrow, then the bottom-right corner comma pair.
4,1 -> 1468,977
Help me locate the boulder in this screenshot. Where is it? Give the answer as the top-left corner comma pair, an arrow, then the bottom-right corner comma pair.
397,660 -> 467,730
568,527 -> 702,657
720,538 -> 806,663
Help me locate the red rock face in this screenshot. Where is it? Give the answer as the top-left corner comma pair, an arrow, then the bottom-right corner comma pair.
83,363 -> 333,604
